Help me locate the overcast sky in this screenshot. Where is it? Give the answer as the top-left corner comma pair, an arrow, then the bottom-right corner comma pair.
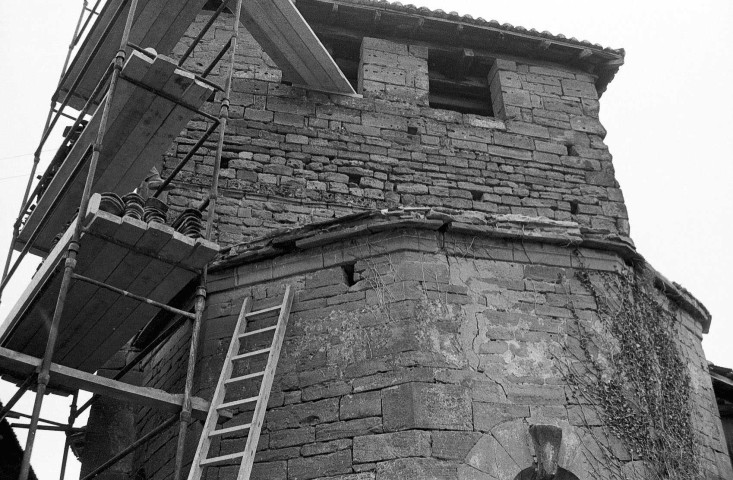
0,1 -> 731,479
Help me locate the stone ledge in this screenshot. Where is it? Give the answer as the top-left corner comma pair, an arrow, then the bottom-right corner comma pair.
208,207 -> 711,332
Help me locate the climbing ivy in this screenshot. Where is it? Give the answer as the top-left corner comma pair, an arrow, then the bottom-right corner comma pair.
564,268 -> 699,479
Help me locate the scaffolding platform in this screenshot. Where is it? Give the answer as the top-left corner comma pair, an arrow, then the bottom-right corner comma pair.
56,0 -> 209,111
0,347 -> 209,419
18,50 -> 215,256
233,0 -> 356,95
1,194 -> 219,374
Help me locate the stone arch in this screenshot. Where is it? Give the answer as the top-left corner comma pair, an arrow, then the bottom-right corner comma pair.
513,466 -> 581,480
460,421 -> 594,480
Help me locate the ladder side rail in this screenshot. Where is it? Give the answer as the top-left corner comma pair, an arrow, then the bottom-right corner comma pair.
238,285 -> 294,480
187,296 -> 253,480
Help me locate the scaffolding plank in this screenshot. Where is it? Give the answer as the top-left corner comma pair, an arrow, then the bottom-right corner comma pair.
0,347 -> 209,419
232,0 -> 355,95
51,213 -> 150,364
55,0 -> 208,111
73,223 -> 189,372
1,213 -> 112,354
1,195 -> 219,372
18,52 -> 215,256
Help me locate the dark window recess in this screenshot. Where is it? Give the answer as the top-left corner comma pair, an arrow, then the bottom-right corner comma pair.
342,263 -> 356,286
570,201 -> 579,215
428,50 -> 493,117
324,41 -> 361,91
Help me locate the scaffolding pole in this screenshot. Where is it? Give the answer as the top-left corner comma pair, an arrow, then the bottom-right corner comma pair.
59,392 -> 79,480
0,373 -> 35,422
172,0 -> 244,477
17,0 -> 140,478
80,414 -> 178,480
0,0 -> 89,296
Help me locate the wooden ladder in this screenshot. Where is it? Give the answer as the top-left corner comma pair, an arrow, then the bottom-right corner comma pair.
187,285 -> 294,480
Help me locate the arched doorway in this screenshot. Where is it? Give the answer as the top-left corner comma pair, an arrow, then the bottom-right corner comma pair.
513,466 -> 581,480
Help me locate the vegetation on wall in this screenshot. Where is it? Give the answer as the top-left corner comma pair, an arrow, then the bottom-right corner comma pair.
562,267 -> 699,479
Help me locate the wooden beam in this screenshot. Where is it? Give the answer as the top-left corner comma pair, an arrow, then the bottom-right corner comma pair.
0,347 -> 209,419
328,3 -> 339,23
411,17 -> 425,38
578,48 -> 593,60
371,10 -> 381,31
597,57 -> 625,69
455,49 -> 475,80
428,92 -> 491,115
454,23 -> 464,42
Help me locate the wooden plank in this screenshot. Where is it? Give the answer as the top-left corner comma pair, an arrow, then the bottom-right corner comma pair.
92,54 -> 179,194
11,212 -> 118,357
56,0 -> 208,111
53,216 -> 149,366
55,0 -> 131,110
238,286 -> 293,480
54,227 -> 147,368
107,67 -> 199,195
180,237 -> 220,272
0,219 -> 76,346
139,0 -> 189,52
0,347 -> 209,419
18,52 -> 155,255
79,222 -> 195,372
17,53 -> 213,257
188,296 -> 252,480
234,0 -> 354,94
0,206 -> 110,355
58,218 -> 159,370
267,0 -> 353,90
109,71 -> 213,196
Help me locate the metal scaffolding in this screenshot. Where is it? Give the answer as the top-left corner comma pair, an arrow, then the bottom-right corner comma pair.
0,0 -> 246,478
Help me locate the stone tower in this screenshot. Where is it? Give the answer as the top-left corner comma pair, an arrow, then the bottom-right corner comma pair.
85,2 -> 730,479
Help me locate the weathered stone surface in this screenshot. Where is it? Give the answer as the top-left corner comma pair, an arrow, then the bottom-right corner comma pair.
265,398 -> 339,430
288,450 -> 352,480
341,391 -> 382,420
316,417 -> 383,441
353,430 -> 430,463
431,431 -> 483,460
375,458 -> 457,480
382,383 -> 472,432
473,403 -> 530,432
127,13 -> 730,480
465,421 -> 532,479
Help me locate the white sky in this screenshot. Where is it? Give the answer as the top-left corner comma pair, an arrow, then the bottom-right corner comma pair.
0,1 -> 731,479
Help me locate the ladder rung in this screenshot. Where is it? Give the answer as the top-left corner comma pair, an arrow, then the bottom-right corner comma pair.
239,325 -> 277,338
209,423 -> 251,437
245,304 -> 281,317
225,371 -> 265,385
217,396 -> 259,410
200,451 -> 244,467
231,347 -> 271,361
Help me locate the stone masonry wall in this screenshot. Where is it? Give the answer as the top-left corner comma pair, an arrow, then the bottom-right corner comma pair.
162,13 -> 628,247
132,226 -> 731,479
